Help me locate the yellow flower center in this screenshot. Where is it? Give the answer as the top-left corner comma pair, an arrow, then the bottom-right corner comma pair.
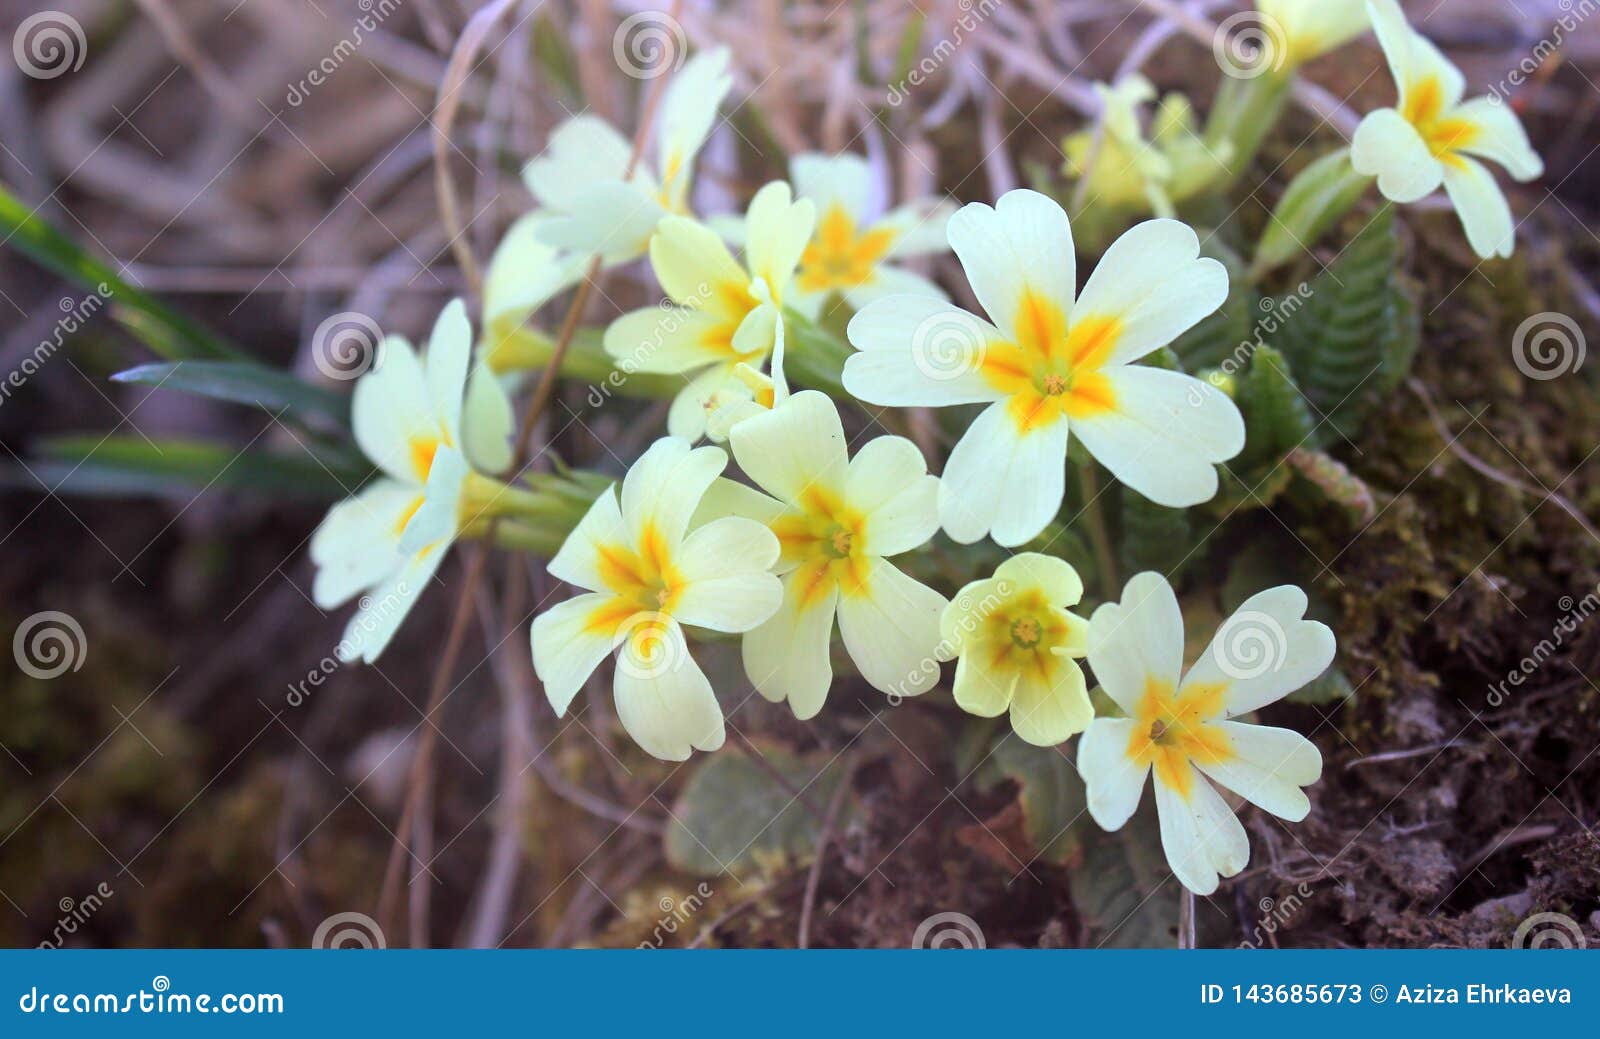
971,589 -> 1081,685
1125,676 -> 1235,800
585,521 -> 685,635
796,205 -> 898,293
979,289 -> 1122,432
1009,616 -> 1042,649
772,486 -> 870,604
1401,75 -> 1479,167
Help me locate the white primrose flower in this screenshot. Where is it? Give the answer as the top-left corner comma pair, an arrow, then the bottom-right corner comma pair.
603,181 -> 815,442
531,438 -> 783,761
702,390 -> 948,719
1078,572 -> 1335,895
522,48 -> 733,264
1256,0 -> 1370,67
310,300 -> 514,663
720,153 -> 953,318
1350,0 -> 1542,259
844,188 -> 1243,548
937,553 -> 1092,747
481,213 -> 585,370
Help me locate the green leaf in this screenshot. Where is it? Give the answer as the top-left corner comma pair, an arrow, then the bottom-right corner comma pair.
11,435 -> 369,501
1236,344 -> 1315,468
1072,808 -> 1178,947
111,360 -> 350,431
1201,70 -> 1292,188
1252,148 -> 1373,278
1271,205 -> 1416,445
1120,490 -> 1194,581
974,734 -> 1086,866
664,744 -> 853,877
1291,663 -> 1354,704
0,182 -> 245,361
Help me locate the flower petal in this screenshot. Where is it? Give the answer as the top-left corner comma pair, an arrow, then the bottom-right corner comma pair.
745,181 -> 816,292
1071,219 -> 1229,367
612,620 -> 725,761
656,48 -> 732,207
1451,98 -> 1543,181
1196,721 -> 1322,822
727,389 -> 847,504
522,115 -> 635,210
1010,657 -> 1093,746
689,476 -> 787,529
836,557 -> 947,697
879,199 -> 957,258
1442,154 -> 1516,259
673,516 -> 783,632
845,435 -> 939,557
1351,107 -> 1442,203
993,552 -> 1084,607
952,652 -> 1015,717
1368,0 -> 1465,114
840,263 -> 948,313
743,570 -> 839,720
620,437 -> 727,546
531,592 -> 619,716
310,479 -> 415,608
548,485 -> 624,592
946,188 -> 1075,338
651,215 -> 749,306
537,179 -> 665,264
791,152 -> 876,221
1181,585 -> 1337,716
844,296 -> 1003,407
462,363 -> 513,475
604,306 -> 732,375
938,399 -> 1067,547
1087,571 -> 1186,715
339,543 -> 446,664
1078,718 -> 1149,831
399,446 -> 467,554
1069,366 -> 1243,508
1153,767 -> 1249,895
483,213 -> 584,330
352,335 -> 435,485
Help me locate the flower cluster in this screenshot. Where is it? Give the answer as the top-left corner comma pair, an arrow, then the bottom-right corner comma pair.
307,8 -> 1539,899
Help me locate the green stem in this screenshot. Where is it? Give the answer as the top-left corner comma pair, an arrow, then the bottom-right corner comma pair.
1203,69 -> 1293,189
1077,460 -> 1119,598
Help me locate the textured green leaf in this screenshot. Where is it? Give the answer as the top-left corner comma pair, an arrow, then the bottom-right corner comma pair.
112,360 -> 350,431
1253,148 -> 1373,277
1271,206 -> 1417,444
13,435 -> 369,501
974,734 -> 1086,866
1236,344 -> 1315,469
1120,490 -> 1194,581
1072,808 -> 1179,947
664,744 -> 852,877
0,182 -> 245,361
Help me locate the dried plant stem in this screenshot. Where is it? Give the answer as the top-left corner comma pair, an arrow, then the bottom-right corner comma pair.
797,751 -> 859,949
